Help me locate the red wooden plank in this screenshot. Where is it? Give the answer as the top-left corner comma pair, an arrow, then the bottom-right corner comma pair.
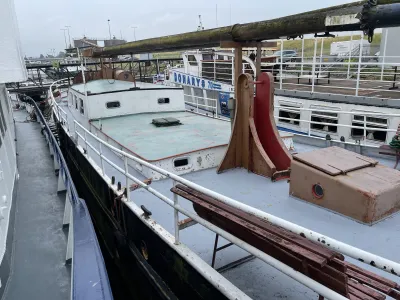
349,285 -> 380,300
175,188 -> 328,267
194,204 -> 349,296
348,279 -> 385,300
347,270 -> 392,294
175,184 -> 341,260
343,261 -> 398,289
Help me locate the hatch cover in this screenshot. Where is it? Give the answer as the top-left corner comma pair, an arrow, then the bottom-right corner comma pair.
293,146 -> 378,176
152,117 -> 181,127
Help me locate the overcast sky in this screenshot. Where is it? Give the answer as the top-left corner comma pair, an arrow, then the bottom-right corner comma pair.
14,0 -> 355,57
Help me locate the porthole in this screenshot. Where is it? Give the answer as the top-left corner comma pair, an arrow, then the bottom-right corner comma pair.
312,184 -> 324,199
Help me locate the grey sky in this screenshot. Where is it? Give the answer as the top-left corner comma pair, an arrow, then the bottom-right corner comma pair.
14,0 -> 354,57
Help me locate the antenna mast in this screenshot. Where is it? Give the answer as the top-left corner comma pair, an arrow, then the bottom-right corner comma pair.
197,15 -> 204,31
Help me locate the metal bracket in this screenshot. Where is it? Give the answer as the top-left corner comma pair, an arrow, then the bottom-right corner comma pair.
314,32 -> 335,38
358,0 -> 378,43
287,34 -> 304,40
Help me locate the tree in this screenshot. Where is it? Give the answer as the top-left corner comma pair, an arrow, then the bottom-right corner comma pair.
39,54 -> 44,58
57,51 -> 66,58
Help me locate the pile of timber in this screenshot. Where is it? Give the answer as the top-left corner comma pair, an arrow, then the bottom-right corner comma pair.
171,184 -> 400,300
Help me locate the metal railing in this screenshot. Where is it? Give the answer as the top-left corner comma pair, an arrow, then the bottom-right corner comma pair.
179,35 -> 400,99
50,81 -> 400,300
32,88 -> 113,300
182,93 -> 399,146
274,105 -> 399,145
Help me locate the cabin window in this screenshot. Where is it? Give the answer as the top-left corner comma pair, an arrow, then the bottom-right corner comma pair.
158,98 -> 170,104
80,98 -> 84,114
310,105 -> 339,133
75,95 -> 78,109
187,55 -> 198,66
351,113 -> 388,142
174,158 -> 189,168
202,54 -> 213,61
0,100 -> 6,137
106,101 -> 121,109
278,104 -> 301,126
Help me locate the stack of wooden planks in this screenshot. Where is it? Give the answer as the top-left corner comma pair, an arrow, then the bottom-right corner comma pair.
171,184 -> 400,300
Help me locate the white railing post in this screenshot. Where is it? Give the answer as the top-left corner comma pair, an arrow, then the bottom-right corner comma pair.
312,37 -> 318,93
99,142 -> 105,175
319,38 -> 324,74
124,156 -> 130,201
215,97 -> 219,119
213,56 -> 216,81
381,29 -> 389,81
280,39 -> 283,90
84,131 -> 88,154
173,180 -> 179,245
74,121 -> 78,141
355,34 -> 364,97
363,115 -> 367,145
301,38 -> 305,76
347,32 -> 354,79
308,113 -> 312,137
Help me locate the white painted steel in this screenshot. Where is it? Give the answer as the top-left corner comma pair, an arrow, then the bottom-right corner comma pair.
312,38 -> 318,93
381,29 -> 389,81
69,116 -> 400,277
347,32 -> 353,79
173,180 -> 180,245
355,35 -> 364,97
73,136 -> 347,300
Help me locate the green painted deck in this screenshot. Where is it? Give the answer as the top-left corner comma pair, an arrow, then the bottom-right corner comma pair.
91,112 -> 231,160
72,79 -> 180,94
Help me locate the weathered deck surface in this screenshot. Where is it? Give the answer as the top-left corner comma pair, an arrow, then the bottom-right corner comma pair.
3,110 -> 70,300
91,111 -> 231,160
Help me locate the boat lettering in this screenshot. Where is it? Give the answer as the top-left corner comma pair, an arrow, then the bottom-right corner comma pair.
172,71 -> 220,90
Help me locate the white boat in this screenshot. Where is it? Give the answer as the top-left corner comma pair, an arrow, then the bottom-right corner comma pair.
163,48 -> 400,148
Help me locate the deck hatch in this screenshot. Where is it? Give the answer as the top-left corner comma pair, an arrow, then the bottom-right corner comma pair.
151,117 -> 181,127
293,146 -> 378,176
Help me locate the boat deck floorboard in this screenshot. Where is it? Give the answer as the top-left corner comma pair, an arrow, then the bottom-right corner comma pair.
3,110 -> 70,300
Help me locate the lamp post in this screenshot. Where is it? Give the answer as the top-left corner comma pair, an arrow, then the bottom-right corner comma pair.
65,25 -> 72,48
131,26 -> 137,41
107,19 -> 112,40
60,28 -> 68,49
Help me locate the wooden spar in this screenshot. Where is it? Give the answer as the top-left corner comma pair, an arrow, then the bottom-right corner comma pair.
90,1 -> 400,57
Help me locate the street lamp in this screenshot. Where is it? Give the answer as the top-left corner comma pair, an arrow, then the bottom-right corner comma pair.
131,26 -> 137,41
65,25 -> 72,48
60,28 -> 68,49
107,19 -> 112,40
